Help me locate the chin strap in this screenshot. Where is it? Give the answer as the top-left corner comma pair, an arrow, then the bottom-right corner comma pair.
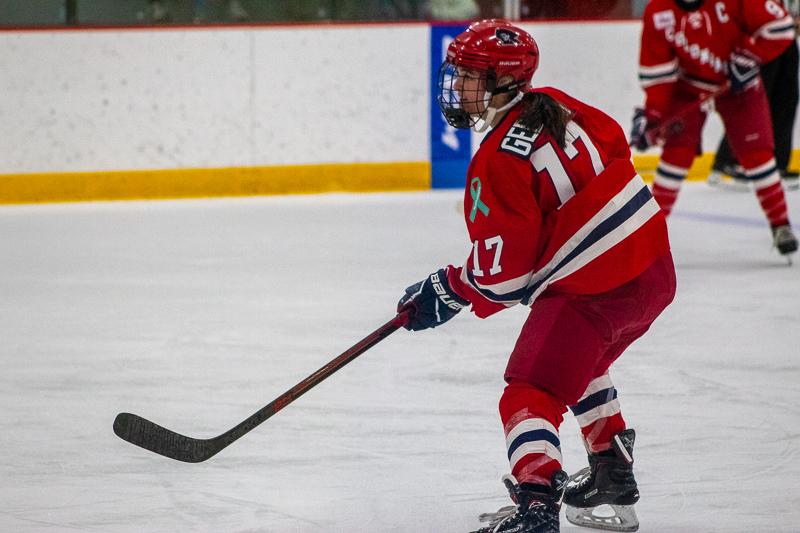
472,91 -> 525,133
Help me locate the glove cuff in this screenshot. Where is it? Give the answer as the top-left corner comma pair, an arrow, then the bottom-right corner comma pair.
432,268 -> 469,310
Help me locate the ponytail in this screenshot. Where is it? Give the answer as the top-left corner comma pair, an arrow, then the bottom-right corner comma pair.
516,92 -> 573,148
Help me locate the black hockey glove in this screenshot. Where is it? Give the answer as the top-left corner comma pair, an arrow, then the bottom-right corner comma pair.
397,267 -> 469,331
728,49 -> 760,92
629,107 -> 652,150
630,107 -> 661,151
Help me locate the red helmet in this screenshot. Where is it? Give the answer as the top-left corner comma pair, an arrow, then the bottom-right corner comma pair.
437,20 -> 540,130
447,19 -> 539,92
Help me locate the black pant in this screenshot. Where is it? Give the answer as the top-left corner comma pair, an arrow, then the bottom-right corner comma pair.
714,40 -> 799,172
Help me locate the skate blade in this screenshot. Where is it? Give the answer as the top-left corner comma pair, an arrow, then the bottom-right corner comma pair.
707,175 -> 752,191
565,503 -> 639,532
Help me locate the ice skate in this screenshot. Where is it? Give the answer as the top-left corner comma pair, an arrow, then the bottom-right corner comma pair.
707,163 -> 750,191
781,170 -> 799,192
564,429 -> 640,532
472,471 -> 568,533
772,225 -> 798,260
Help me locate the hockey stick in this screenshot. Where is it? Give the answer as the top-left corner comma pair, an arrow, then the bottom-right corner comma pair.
113,310 -> 410,463
644,82 -> 731,147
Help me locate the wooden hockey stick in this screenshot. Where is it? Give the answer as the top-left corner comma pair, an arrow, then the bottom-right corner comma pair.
113,310 -> 410,463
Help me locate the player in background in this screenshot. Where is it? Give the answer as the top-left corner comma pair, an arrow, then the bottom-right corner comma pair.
710,0 -> 799,188
631,0 -> 798,257
397,20 -> 676,533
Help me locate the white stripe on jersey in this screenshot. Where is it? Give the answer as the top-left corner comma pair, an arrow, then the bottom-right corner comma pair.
639,60 -> 679,88
459,267 -> 530,305
757,15 -> 796,40
524,174 -> 660,305
638,59 -> 679,76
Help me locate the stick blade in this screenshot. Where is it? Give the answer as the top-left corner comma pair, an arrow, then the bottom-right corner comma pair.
113,412 -> 220,463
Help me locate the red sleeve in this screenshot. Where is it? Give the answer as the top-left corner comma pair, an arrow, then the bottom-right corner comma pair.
449,153 -> 543,319
638,4 -> 678,116
739,0 -> 794,63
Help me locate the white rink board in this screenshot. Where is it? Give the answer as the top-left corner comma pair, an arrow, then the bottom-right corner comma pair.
4,22 -> 795,175
0,25 -> 429,173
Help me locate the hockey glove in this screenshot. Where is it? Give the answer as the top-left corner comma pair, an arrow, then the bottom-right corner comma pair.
629,107 -> 653,151
728,49 -> 760,92
397,267 -> 469,331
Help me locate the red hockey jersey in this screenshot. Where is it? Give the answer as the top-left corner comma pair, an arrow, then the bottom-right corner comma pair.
448,88 -> 671,318
639,0 -> 794,113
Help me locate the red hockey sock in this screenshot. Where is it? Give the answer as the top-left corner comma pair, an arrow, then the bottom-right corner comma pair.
652,160 -> 689,217
499,380 -> 566,486
569,373 -> 626,453
745,160 -> 790,228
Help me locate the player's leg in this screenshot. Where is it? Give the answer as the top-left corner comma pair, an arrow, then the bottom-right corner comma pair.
570,372 -> 627,455
562,253 -> 676,532
473,294 -> 610,533
652,89 -> 706,216
762,44 -> 798,176
717,85 -> 797,256
710,134 -> 743,184
563,366 -> 640,532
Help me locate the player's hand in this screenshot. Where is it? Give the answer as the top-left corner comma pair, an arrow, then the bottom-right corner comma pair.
397,267 -> 469,331
728,49 -> 760,92
629,107 -> 652,150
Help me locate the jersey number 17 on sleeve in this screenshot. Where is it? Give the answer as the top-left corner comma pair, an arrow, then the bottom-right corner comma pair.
471,235 -> 504,277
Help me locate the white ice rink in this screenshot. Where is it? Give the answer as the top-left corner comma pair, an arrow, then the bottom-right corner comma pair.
1,183 -> 798,533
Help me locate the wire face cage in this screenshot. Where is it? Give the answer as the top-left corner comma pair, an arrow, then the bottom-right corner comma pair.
436,60 -> 493,130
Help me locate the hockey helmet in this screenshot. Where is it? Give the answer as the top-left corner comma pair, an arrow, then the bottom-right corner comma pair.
437,19 -> 540,130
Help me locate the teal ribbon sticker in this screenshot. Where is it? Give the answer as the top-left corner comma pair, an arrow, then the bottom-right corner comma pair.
469,177 -> 490,222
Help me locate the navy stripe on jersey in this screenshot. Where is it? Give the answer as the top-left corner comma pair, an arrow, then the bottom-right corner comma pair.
767,22 -> 795,33
638,69 -> 677,81
465,268 -> 530,303
522,185 -> 653,303
464,180 -> 656,306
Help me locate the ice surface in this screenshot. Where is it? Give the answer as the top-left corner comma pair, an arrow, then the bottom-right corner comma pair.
0,183 -> 798,532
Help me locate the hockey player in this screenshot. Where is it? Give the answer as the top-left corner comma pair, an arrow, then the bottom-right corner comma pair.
711,0 -> 799,188
632,0 -> 798,257
397,19 -> 676,533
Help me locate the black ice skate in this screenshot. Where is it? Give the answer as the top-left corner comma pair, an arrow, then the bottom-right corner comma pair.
472,470 -> 568,533
772,225 -> 798,259
563,429 -> 639,532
